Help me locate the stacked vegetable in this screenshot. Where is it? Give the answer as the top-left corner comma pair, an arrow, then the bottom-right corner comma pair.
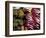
13,7 -> 24,30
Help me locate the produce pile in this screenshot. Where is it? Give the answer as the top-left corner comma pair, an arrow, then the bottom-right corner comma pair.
13,7 -> 40,31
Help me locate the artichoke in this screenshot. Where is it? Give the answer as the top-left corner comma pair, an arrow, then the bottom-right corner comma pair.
18,9 -> 24,18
